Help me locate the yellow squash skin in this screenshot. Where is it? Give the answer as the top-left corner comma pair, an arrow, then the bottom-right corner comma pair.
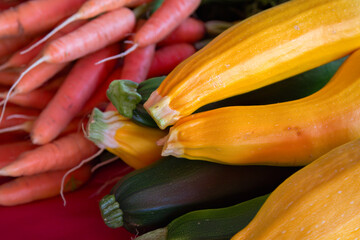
144,0 -> 360,129
87,109 -> 167,169
230,137 -> 360,240
161,49 -> 360,166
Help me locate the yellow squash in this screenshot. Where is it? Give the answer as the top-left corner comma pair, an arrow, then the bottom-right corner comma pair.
231,137 -> 360,239
87,108 -> 167,169
160,48 -> 360,166
144,0 -> 360,129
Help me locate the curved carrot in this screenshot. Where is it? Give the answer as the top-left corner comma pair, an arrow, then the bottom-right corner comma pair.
0,140 -> 37,169
24,0 -> 152,52
120,20 -> 156,83
0,35 -> 46,71
147,43 -> 196,78
0,132 -> 98,177
0,70 -> 21,86
158,17 -> 206,46
30,45 -> 119,145
0,87 -> 55,109
0,35 -> 34,59
0,105 -> 39,129
0,8 -> 135,123
0,164 -> 92,206
97,0 -> 201,63
80,66 -> 123,116
0,0 -> 87,38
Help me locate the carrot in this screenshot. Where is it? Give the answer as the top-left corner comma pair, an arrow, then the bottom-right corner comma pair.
158,17 -> 206,46
0,34 -> 33,59
97,0 -> 201,63
147,43 -> 196,78
0,8 -> 135,124
0,87 -> 55,109
0,0 -> 87,38
0,70 -> 21,86
120,20 -> 156,83
0,140 -> 37,169
30,44 -> 119,145
0,163 -> 92,206
24,0 -> 152,51
0,105 -> 39,129
0,132 -> 98,177
79,66 -> 123,116
0,35 -> 46,71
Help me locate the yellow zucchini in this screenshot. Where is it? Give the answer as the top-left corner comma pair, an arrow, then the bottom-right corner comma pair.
87,108 -> 167,169
144,0 -> 360,129
160,48 -> 360,166
231,137 -> 360,239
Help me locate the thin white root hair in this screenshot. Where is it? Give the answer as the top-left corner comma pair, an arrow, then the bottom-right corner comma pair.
95,43 -> 138,65
0,122 -> 30,134
20,14 -> 80,55
60,148 -> 105,206
0,57 -> 45,123
91,156 -> 119,172
6,114 -> 36,120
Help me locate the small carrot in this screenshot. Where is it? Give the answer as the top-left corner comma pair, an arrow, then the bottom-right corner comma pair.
0,8 -> 135,124
80,66 -> 123,116
0,132 -> 98,177
0,105 -> 39,129
0,87 -> 55,109
120,20 -> 156,83
0,35 -> 46,71
97,0 -> 201,63
147,43 -> 196,78
0,70 -> 21,86
0,140 -> 37,169
0,163 -> 92,206
0,34 -> 34,59
24,0 -> 152,51
30,44 -> 119,145
158,17 -> 206,46
0,0 -> 87,38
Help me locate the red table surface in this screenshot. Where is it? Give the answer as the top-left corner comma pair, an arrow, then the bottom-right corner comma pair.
0,160 -> 136,240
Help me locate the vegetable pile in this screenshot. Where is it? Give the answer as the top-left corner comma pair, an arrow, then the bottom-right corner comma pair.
0,0 -> 360,239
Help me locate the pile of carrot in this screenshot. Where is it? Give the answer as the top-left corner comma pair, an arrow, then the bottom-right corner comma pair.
0,0 -> 207,206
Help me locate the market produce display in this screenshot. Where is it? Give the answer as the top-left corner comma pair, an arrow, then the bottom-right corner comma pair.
0,0 -> 359,239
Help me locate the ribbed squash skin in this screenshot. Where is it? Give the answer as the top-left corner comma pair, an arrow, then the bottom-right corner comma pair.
161,48 -> 360,166
144,0 -> 360,129
231,138 -> 360,240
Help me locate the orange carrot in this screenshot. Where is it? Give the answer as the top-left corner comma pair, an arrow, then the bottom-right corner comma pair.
0,132 -> 98,177
30,45 -> 119,145
0,70 -> 21,86
0,34 -> 33,58
0,164 -> 92,206
147,43 -> 196,78
0,87 -> 55,109
0,0 -> 87,38
0,35 -> 46,71
25,0 -> 152,51
97,0 -> 201,63
0,140 -> 37,169
80,66 -> 123,116
0,105 -> 39,129
120,20 -> 156,83
158,17 -> 205,46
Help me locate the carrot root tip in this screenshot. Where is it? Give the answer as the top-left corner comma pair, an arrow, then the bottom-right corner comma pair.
95,44 -> 138,65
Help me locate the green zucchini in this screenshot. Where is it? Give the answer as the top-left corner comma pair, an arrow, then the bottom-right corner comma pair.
99,156 -> 299,234
136,194 -> 269,240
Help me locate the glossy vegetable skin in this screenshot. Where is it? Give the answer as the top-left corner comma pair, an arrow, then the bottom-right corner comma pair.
100,156 -> 299,234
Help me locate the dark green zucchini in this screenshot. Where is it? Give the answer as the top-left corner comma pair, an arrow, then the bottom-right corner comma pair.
99,156 -> 299,234
136,194 -> 269,240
